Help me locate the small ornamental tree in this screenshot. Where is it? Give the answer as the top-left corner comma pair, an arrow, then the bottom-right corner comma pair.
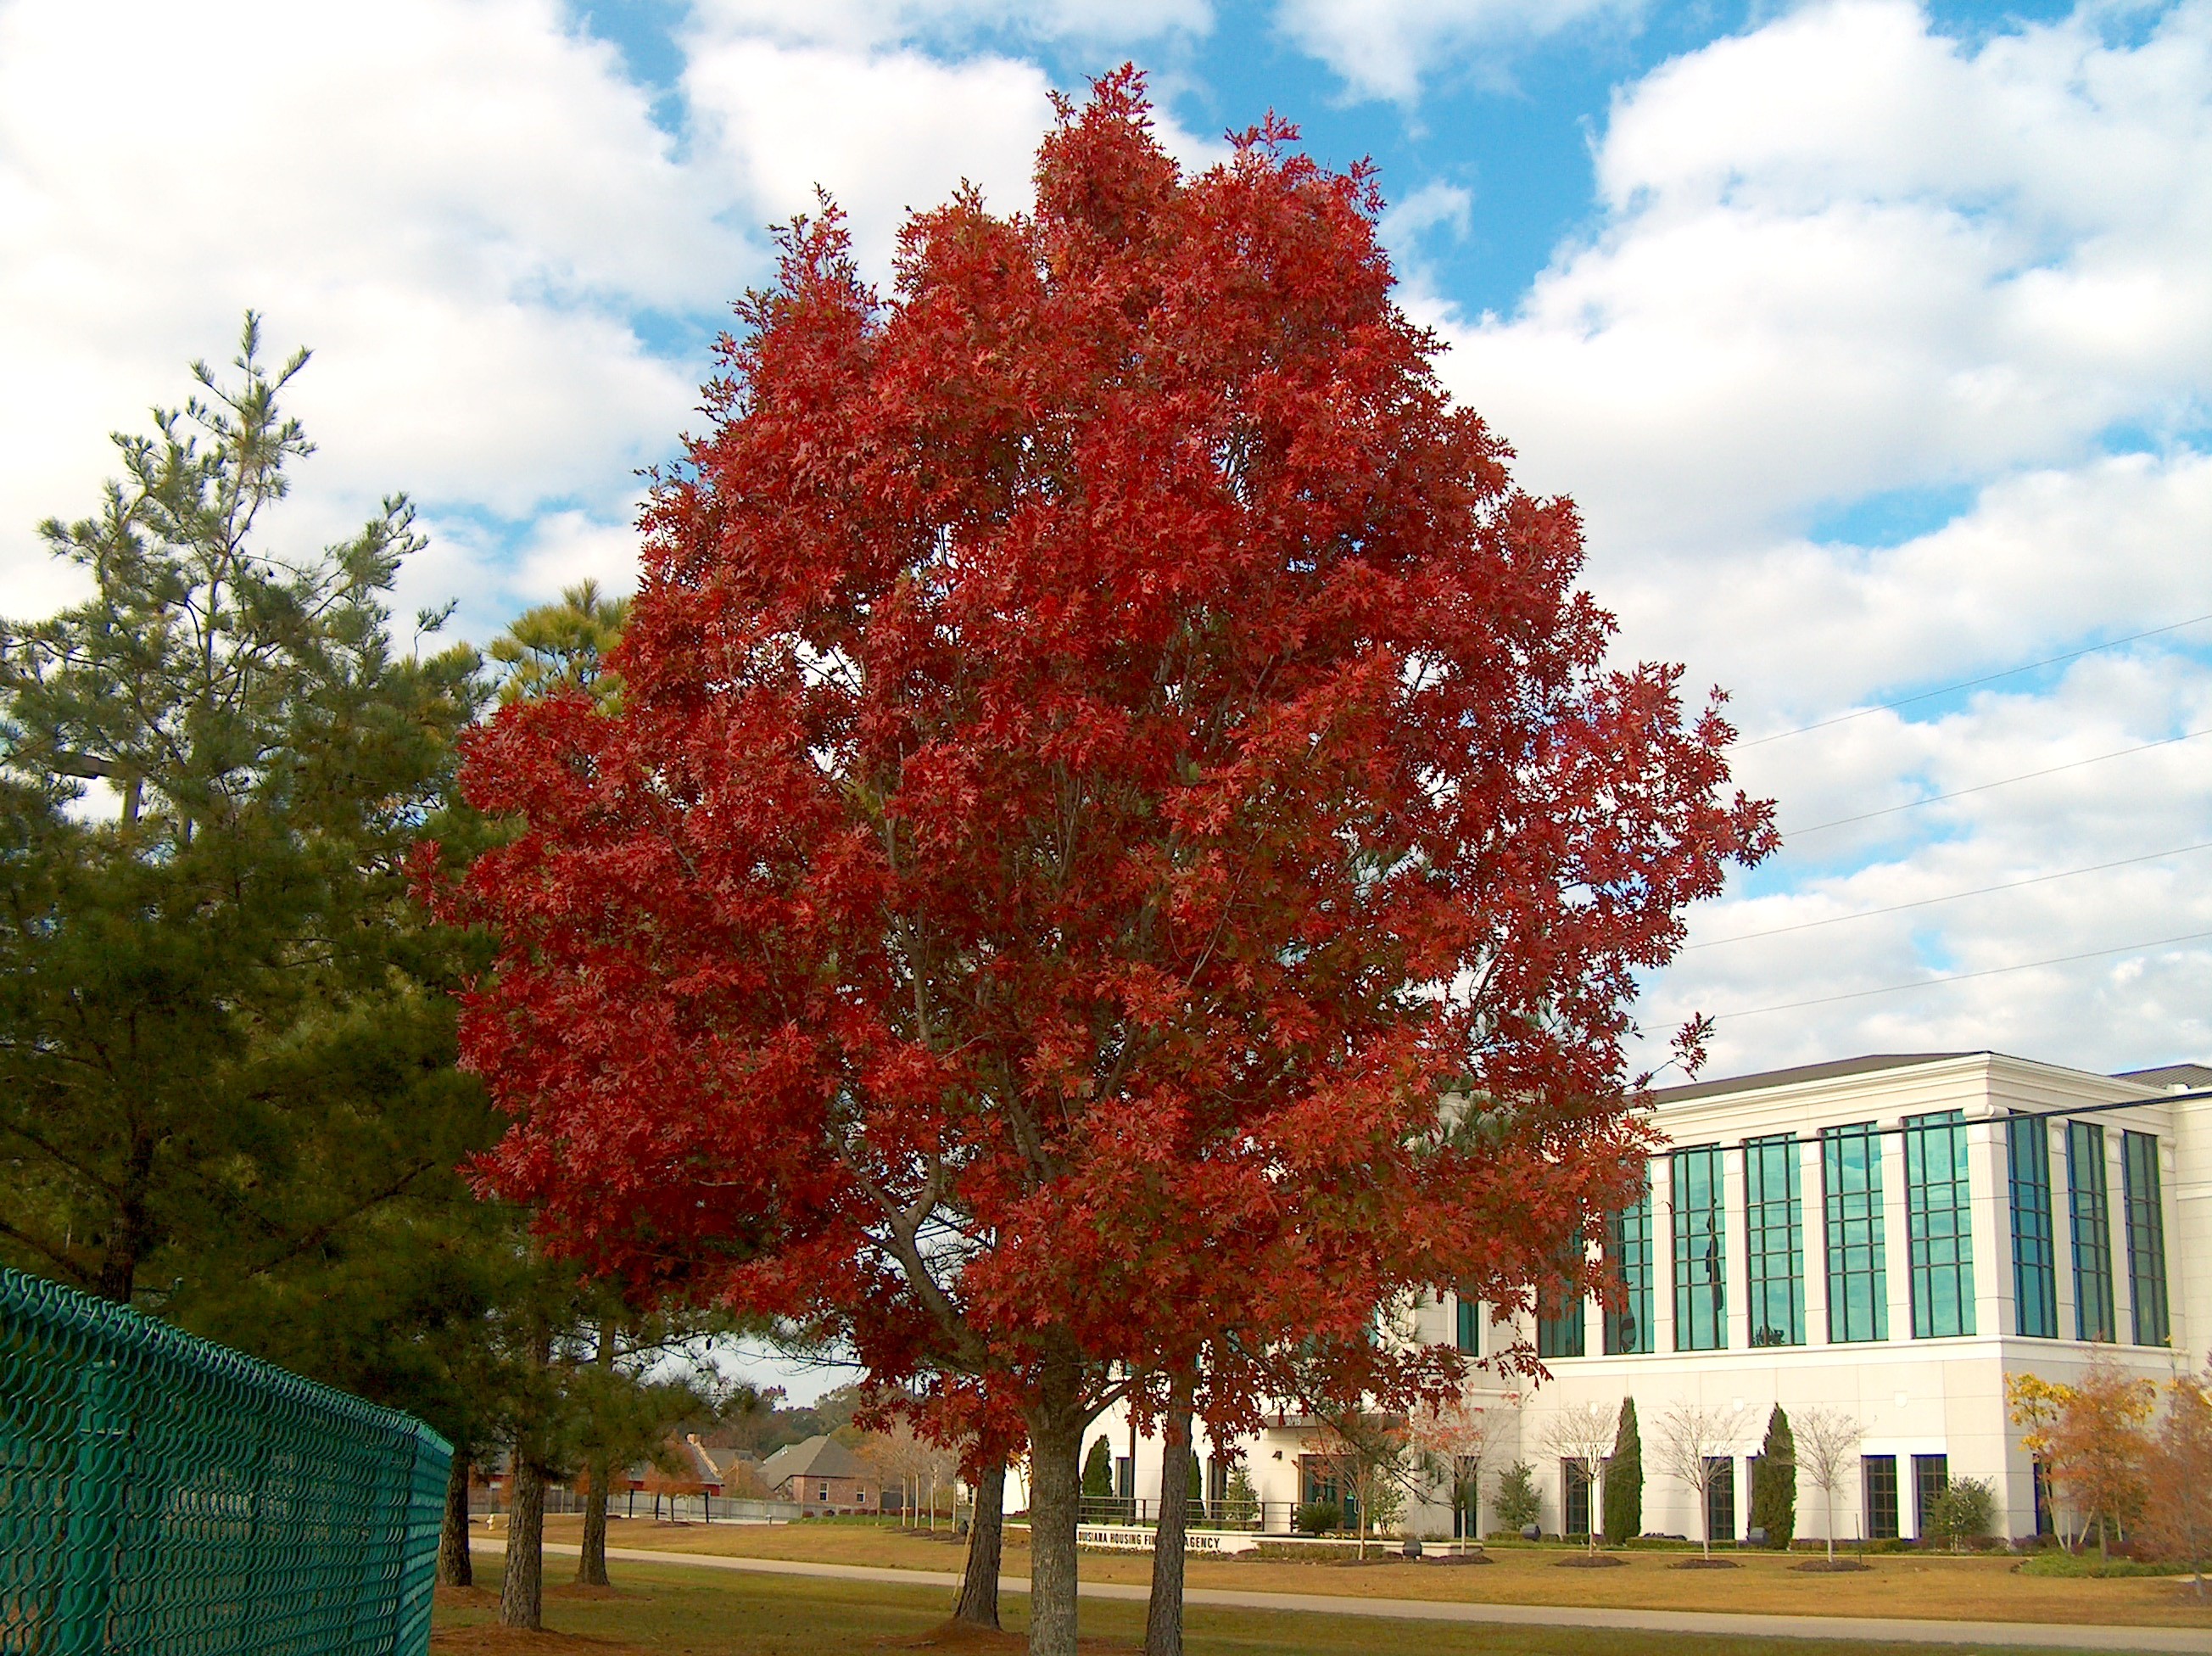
438,72 -> 1772,1656
1494,1462 -> 1541,1535
1657,1404 -> 1740,1560
1541,1401 -> 1618,1553
1749,1405 -> 1796,1548
1410,1392 -> 1498,1550
1603,1398 -> 1643,1545
2141,1364 -> 2212,1597
2008,1353 -> 2156,1560
1791,1406 -> 1861,1564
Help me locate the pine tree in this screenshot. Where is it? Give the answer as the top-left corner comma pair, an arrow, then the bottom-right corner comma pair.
1750,1404 -> 1796,1547
1604,1397 -> 1643,1544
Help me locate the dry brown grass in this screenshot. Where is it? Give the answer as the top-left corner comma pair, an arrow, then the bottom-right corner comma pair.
520,1516 -> 2212,1630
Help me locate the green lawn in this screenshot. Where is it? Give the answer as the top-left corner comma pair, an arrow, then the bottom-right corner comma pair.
431,1562 -> 2140,1656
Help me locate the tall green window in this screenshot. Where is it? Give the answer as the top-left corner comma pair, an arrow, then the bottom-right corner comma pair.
2006,1115 -> 2058,1339
1455,1293 -> 1480,1356
1606,1184 -> 1655,1356
2121,1132 -> 2170,1346
1904,1110 -> 1975,1339
1537,1296 -> 1585,1358
1538,1232 -> 1586,1359
1671,1146 -> 1726,1351
1744,1134 -> 1804,1346
2067,1122 -> 2116,1343
1822,1123 -> 1887,1343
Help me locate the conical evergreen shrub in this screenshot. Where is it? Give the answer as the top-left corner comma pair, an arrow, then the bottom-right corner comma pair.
1750,1405 -> 1796,1547
1082,1436 -> 1115,1506
1602,1397 -> 1643,1543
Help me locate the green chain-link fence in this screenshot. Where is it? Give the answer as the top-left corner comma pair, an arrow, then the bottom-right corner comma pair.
1,1266 -> 450,1655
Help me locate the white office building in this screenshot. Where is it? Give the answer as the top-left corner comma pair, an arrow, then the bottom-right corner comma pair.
1093,1051 -> 2208,1546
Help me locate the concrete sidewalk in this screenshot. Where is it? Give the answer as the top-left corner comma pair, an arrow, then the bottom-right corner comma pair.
472,1541 -> 2210,1653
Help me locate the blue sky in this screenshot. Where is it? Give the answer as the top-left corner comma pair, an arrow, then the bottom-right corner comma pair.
3,0 -> 2209,1100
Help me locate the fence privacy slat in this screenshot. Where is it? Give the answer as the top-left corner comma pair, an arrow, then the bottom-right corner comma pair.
0,1267 -> 449,1656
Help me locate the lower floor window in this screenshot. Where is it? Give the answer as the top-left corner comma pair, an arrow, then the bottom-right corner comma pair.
1704,1457 -> 1734,1545
1913,1454 -> 1948,1540
1863,1455 -> 1899,1540
1563,1460 -> 1594,1537
2032,1460 -> 2054,1537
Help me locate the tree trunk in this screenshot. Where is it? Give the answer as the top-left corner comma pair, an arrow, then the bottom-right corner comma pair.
577,1452 -> 612,1586
1824,1489 -> 1835,1565
1144,1390 -> 1194,1656
500,1458 -> 547,1631
952,1457 -> 1007,1630
1025,1390 -> 1087,1656
438,1447 -> 474,1588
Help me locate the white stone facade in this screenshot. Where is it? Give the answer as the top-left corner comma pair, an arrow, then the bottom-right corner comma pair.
1094,1051 -> 2208,1546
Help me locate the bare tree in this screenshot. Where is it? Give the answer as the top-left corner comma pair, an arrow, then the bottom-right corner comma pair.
1409,1394 -> 1500,1554
1540,1401 -> 1619,1555
1792,1406 -> 1863,1565
1656,1403 -> 1742,1561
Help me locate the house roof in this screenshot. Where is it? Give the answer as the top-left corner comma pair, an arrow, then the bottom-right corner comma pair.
759,1434 -> 865,1488
1646,1053 -> 1970,1107
2111,1062 -> 2212,1092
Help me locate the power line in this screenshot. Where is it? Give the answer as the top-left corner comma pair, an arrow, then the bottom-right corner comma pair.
1682,840 -> 2212,949
1730,613 -> 2212,748
1706,931 -> 2212,1021
1780,726 -> 2212,839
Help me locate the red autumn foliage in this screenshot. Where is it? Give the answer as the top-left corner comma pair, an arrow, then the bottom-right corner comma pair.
433,70 -> 1772,1653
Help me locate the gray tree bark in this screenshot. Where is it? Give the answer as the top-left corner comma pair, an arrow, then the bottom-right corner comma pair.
577,1451 -> 612,1586
1025,1388 -> 1087,1656
499,1458 -> 547,1631
1144,1387 -> 1195,1656
951,1456 -> 1007,1629
438,1447 -> 472,1588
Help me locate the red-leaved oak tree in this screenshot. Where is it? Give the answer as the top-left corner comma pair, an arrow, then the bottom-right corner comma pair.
435,72 -> 1773,1656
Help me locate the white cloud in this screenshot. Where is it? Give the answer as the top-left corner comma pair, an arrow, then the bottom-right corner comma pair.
0,0 -> 742,624
681,24 -> 1229,283
1278,0 -> 1646,104
1394,1 -> 2212,1076
1424,0 -> 2212,561
681,36 -> 1061,279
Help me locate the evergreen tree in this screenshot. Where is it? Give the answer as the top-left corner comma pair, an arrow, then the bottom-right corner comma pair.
1604,1396 -> 1644,1544
1081,1435 -> 1115,1508
1750,1404 -> 1796,1547
0,316 -> 495,1318
1494,1462 -> 1541,1533
488,579 -> 629,708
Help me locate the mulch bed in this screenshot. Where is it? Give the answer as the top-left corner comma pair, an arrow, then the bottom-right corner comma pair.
1791,1559 -> 1874,1573
1668,1558 -> 1741,1569
1555,1554 -> 1629,1568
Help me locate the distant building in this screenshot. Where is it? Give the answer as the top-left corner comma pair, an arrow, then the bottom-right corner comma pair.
758,1434 -> 880,1515
1095,1051 -> 2206,1546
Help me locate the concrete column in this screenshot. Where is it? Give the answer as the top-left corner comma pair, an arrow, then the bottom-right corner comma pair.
1801,1135 -> 1829,1346
1880,1118 -> 1913,1344
1723,1144 -> 1750,1352
2051,1118 -> 2078,1341
1652,1153 -> 1677,1354
2108,1128 -> 2135,1345
1966,1118 -> 2008,1340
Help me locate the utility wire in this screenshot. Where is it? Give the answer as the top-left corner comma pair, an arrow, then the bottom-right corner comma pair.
1730,612 -> 2212,748
1706,931 -> 2212,1021
1780,726 -> 2212,839
1682,840 -> 2212,949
